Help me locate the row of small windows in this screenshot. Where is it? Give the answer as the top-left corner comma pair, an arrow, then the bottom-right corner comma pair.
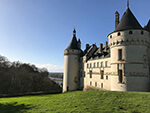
87,61 -> 108,68
110,31 -> 144,38
90,81 -> 104,88
87,69 -> 123,84
89,70 -> 108,80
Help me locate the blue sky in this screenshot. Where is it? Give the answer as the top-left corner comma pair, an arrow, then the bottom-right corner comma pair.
0,0 -> 149,72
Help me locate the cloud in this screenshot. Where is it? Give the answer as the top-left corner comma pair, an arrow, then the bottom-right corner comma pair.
32,63 -> 64,73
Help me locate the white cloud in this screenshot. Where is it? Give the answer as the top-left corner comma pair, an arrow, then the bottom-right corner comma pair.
32,63 -> 64,73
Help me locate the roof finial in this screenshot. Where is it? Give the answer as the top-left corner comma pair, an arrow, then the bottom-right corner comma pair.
73,28 -> 76,37
127,0 -> 129,8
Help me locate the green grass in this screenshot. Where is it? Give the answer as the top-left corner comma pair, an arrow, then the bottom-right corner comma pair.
0,90 -> 150,113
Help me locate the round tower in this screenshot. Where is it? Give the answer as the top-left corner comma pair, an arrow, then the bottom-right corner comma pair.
108,7 -> 150,91
63,29 -> 82,93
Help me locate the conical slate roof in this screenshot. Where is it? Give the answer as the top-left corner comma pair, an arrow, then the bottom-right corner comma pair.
115,8 -> 142,32
66,29 -> 79,50
144,19 -> 150,32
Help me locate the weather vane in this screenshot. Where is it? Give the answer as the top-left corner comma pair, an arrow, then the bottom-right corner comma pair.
127,0 -> 129,8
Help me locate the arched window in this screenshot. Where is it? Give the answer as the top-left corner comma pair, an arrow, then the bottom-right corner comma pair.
110,35 -> 112,38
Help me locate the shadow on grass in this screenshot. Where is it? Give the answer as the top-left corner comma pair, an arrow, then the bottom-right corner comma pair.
0,102 -> 33,113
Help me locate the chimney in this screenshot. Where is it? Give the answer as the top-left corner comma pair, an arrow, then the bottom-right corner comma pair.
115,11 -> 120,29
86,44 -> 89,49
99,43 -> 103,53
78,39 -> 81,49
105,41 -> 108,51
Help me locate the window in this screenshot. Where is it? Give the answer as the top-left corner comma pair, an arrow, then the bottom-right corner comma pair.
74,77 -> 77,82
94,63 -> 96,68
87,64 -> 89,68
110,35 -> 112,38
118,70 -> 123,83
90,81 -> 92,86
143,55 -> 147,68
90,70 -> 92,78
118,49 -> 122,60
67,86 -> 69,91
84,72 -> 85,77
144,59 -> 147,68
101,83 -> 103,88
97,62 -> 99,67
129,31 -> 133,34
106,76 -> 108,80
101,62 -> 103,67
95,82 -> 97,87
141,31 -> 144,35
101,70 -> 104,79
105,61 -> 108,67
90,63 -> 92,68
118,32 -> 121,36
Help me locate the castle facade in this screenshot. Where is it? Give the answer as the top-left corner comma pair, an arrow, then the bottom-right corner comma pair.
63,5 -> 150,92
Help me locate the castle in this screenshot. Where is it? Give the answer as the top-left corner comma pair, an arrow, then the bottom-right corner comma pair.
63,3 -> 150,92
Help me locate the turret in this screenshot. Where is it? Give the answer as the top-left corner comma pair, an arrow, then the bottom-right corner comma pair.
108,6 -> 150,91
63,29 -> 82,93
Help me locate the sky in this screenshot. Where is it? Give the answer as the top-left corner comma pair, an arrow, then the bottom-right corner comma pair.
0,0 -> 149,72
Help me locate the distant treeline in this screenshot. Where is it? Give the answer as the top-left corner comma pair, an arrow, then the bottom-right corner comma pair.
49,73 -> 63,78
0,55 -> 61,96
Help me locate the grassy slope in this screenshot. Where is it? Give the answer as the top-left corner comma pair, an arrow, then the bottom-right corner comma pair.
0,91 -> 150,113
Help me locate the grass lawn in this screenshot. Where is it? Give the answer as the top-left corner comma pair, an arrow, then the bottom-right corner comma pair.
0,90 -> 150,113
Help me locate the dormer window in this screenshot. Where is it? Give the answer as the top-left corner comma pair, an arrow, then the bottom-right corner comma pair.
118,32 -> 121,36
129,31 -> 133,34
87,64 -> 89,68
